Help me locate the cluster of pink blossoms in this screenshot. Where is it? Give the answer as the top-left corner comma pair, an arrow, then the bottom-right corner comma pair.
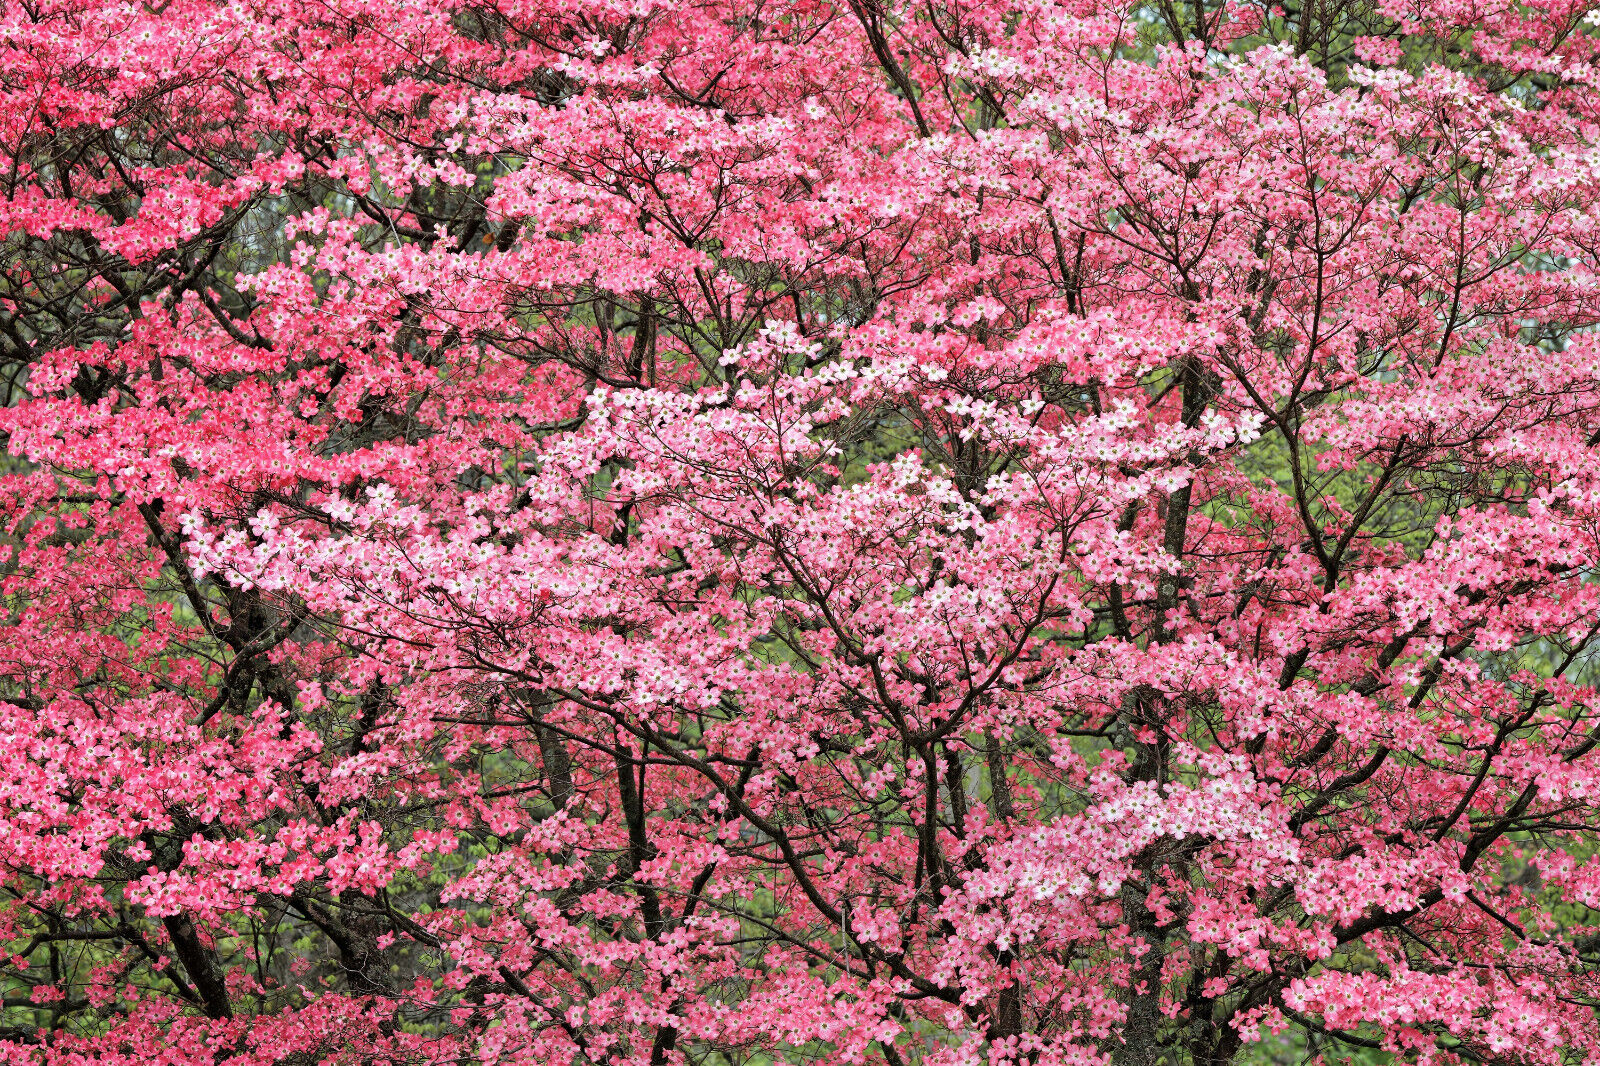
7,0 -> 1600,1063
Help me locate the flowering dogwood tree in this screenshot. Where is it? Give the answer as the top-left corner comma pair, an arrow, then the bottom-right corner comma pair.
6,0 -> 1600,1062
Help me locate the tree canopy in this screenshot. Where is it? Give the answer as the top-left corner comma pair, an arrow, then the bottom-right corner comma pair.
5,0 -> 1600,1063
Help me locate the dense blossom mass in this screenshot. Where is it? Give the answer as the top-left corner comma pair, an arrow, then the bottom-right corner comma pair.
5,0 -> 1600,1062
